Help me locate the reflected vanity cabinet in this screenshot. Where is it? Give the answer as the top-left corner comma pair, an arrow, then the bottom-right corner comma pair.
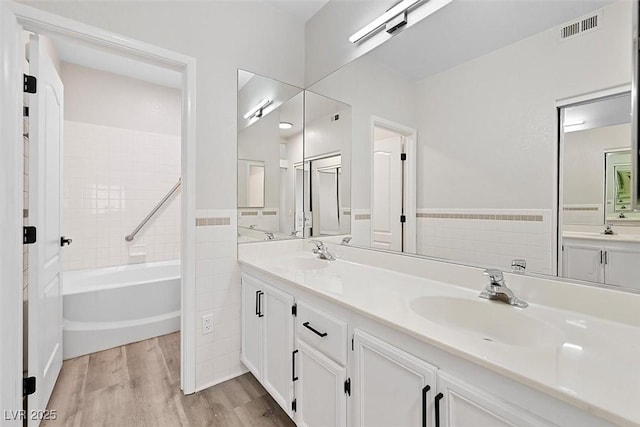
562,237 -> 640,290
240,271 -> 602,427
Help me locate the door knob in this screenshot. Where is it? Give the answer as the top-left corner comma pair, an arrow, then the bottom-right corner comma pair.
60,236 -> 72,247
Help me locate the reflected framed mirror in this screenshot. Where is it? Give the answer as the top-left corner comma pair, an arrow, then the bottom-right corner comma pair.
237,70 -> 304,242
306,0 -> 638,291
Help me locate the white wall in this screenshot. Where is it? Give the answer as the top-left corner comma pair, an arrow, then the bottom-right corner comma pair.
62,62 -> 181,136
564,124 -> 630,206
415,0 -> 631,210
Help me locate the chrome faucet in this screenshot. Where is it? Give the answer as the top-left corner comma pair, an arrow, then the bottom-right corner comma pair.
264,232 -> 275,240
341,236 -> 352,245
479,269 -> 528,308
310,240 -> 336,261
603,223 -> 615,235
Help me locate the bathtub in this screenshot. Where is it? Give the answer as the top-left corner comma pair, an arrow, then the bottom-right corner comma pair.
62,260 -> 181,359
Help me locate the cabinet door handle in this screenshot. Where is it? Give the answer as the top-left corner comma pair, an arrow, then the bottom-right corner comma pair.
604,251 -> 608,265
434,392 -> 444,427
422,385 -> 431,427
258,291 -> 264,317
292,349 -> 298,382
255,290 -> 260,316
600,250 -> 604,264
302,322 -> 328,337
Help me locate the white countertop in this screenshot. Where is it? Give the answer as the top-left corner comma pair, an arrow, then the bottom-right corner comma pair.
563,231 -> 640,244
239,240 -> 640,426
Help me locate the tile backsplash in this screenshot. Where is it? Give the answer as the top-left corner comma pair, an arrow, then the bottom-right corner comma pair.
62,120 -> 181,271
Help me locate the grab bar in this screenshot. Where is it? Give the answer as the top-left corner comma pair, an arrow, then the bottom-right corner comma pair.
125,178 -> 181,241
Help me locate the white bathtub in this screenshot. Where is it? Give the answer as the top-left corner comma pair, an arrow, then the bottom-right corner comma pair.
62,260 -> 181,359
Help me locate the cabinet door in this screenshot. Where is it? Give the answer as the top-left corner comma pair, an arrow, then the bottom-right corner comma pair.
263,283 -> 295,416
295,340 -> 347,427
563,244 -> 603,283
241,274 -> 263,380
437,372 -> 550,427
353,329 -> 438,427
604,248 -> 640,289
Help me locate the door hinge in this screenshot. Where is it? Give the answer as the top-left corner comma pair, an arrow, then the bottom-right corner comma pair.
400,153 -> 407,161
291,399 -> 297,412
23,226 -> 36,244
291,304 -> 297,316
23,74 -> 37,94
23,376 -> 36,397
23,106 -> 29,117
344,378 -> 351,396
400,215 -> 406,223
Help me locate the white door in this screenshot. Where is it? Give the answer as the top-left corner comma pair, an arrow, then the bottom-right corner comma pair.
353,329 -> 437,427
295,339 -> 347,427
371,133 -> 403,251
27,34 -> 64,425
262,283 -> 295,416
241,274 -> 263,379
437,372 -> 548,427
604,248 -> 640,289
562,243 -> 603,283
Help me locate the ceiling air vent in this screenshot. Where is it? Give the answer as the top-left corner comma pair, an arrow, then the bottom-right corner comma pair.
559,10 -> 602,42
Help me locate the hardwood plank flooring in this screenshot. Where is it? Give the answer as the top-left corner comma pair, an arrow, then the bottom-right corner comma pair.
42,333 -> 295,427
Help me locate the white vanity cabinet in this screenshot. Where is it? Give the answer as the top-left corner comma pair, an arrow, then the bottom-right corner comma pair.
436,372 -> 550,427
240,273 -> 295,416
563,237 -> 640,289
353,329 -> 437,427
294,302 -> 349,427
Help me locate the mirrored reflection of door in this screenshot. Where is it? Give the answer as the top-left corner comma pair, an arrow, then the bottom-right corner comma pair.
372,126 -> 404,251
309,155 -> 342,236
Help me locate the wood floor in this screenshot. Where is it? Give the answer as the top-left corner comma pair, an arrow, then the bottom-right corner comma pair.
42,333 -> 295,427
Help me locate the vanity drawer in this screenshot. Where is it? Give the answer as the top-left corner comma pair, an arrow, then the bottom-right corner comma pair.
296,301 -> 348,366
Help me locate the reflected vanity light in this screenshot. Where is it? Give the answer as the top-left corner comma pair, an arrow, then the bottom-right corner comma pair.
279,122 -> 293,129
348,0 -> 451,44
244,99 -> 272,120
563,120 -> 585,128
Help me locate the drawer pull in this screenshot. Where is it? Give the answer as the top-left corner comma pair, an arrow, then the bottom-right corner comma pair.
422,385 -> 431,427
302,321 -> 328,337
434,392 -> 444,427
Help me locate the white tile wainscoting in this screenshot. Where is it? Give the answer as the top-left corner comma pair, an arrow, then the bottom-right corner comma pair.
62,121 -> 181,271
417,208 -> 554,275
195,209 -> 246,390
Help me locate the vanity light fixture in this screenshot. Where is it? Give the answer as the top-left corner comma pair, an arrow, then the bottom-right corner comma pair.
244,99 -> 272,120
279,122 -> 293,129
348,0 -> 451,44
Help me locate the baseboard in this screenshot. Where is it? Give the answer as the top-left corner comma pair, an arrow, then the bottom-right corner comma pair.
194,367 -> 249,393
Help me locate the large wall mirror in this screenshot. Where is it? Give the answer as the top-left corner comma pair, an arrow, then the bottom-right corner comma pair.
306,0 -> 638,290
237,70 -> 304,241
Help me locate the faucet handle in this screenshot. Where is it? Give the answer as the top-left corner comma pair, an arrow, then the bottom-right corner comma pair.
483,269 -> 504,285
511,259 -> 526,273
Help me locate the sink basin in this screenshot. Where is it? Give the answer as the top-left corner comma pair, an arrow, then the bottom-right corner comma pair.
278,255 -> 330,271
410,296 -> 562,347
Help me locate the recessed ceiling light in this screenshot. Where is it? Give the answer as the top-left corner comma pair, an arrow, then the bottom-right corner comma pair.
279,122 -> 293,130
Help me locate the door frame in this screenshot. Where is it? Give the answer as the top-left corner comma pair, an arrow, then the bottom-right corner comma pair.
0,3 -> 198,415
370,116 -> 417,254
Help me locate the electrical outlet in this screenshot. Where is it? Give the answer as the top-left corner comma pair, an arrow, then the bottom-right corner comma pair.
201,314 -> 213,334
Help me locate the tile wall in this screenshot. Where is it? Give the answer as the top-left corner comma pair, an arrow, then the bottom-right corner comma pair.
62,120 -> 181,271
417,208 -> 554,274
194,209 -> 245,390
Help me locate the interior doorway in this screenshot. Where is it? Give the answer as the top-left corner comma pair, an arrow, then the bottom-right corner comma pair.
370,118 -> 417,253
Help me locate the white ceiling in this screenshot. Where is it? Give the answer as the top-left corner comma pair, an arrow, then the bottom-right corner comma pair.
263,0 -> 330,23
368,0 -> 616,81
51,35 -> 182,89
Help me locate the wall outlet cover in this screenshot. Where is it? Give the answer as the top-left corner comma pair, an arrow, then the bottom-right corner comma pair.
201,314 -> 213,334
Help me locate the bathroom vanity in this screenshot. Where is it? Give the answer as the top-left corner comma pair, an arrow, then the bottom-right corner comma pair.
238,240 -> 640,427
562,232 -> 640,289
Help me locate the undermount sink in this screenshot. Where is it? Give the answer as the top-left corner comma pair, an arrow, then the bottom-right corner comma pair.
410,296 -> 562,347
